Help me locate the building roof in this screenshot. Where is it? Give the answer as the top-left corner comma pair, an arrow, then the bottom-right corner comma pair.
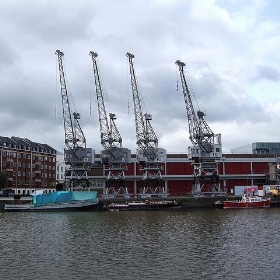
0,136 -> 56,154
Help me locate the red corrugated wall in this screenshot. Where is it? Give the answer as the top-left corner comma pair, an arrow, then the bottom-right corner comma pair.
166,162 -> 193,175
252,162 -> 268,174
168,180 -> 192,196
224,162 -> 251,174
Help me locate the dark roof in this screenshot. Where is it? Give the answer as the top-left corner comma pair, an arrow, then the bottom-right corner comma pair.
0,136 -> 17,148
0,136 -> 56,154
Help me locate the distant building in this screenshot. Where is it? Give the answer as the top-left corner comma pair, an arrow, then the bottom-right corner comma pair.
56,151 -> 67,185
0,136 -> 56,195
231,142 -> 280,155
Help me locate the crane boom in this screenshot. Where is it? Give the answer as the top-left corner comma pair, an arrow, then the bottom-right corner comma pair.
89,51 -> 119,149
126,53 -> 161,161
126,53 -> 157,151
176,60 -> 214,153
55,50 -> 93,189
56,50 -> 86,152
176,59 -> 223,195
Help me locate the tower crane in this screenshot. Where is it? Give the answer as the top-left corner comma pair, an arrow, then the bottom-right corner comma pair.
126,52 -> 167,198
89,51 -> 131,198
175,60 -> 223,195
55,50 -> 94,189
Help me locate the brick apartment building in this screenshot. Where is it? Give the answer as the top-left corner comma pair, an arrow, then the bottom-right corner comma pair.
0,136 -> 56,195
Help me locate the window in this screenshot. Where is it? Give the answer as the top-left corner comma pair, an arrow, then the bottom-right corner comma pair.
23,154 -> 26,159
18,162 -> 21,167
3,161 -> 6,166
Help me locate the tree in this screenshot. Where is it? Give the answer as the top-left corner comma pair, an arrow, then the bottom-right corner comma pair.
0,172 -> 8,190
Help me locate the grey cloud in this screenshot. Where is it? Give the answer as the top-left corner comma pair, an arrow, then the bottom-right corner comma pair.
253,65 -> 280,82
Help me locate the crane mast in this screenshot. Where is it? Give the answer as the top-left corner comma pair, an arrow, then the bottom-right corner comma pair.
176,60 -> 223,195
55,50 -> 93,189
89,51 -> 131,198
126,52 -> 167,198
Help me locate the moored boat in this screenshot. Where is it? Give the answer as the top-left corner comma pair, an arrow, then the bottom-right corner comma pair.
224,193 -> 270,209
105,200 -> 179,211
4,190 -> 99,212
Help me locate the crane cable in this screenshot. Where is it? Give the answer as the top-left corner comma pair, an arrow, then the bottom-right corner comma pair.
89,59 -> 92,115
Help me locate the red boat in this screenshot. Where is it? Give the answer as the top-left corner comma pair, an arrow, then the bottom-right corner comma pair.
224,193 -> 270,209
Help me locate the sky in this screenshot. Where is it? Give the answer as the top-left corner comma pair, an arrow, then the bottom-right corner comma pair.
0,0 -> 280,155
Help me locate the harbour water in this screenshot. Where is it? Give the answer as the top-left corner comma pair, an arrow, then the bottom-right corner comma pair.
0,208 -> 279,280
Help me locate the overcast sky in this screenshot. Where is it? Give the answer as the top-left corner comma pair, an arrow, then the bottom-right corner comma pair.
0,0 -> 280,155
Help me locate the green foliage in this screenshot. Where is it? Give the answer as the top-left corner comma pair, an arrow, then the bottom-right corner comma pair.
0,172 -> 8,190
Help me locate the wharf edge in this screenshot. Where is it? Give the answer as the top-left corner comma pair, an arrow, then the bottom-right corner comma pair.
1,196 -> 280,211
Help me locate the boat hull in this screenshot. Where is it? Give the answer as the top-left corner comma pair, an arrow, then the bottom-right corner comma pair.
223,200 -> 270,209
105,201 -> 179,211
4,201 -> 99,212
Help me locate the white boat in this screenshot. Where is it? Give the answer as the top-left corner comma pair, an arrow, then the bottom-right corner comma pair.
105,200 -> 179,211
4,191 -> 99,212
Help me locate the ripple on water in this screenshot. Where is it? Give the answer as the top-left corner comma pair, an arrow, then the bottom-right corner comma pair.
0,209 -> 279,280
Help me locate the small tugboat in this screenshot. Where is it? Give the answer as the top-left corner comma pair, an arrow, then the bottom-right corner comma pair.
105,200 -> 179,211
224,187 -> 270,209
